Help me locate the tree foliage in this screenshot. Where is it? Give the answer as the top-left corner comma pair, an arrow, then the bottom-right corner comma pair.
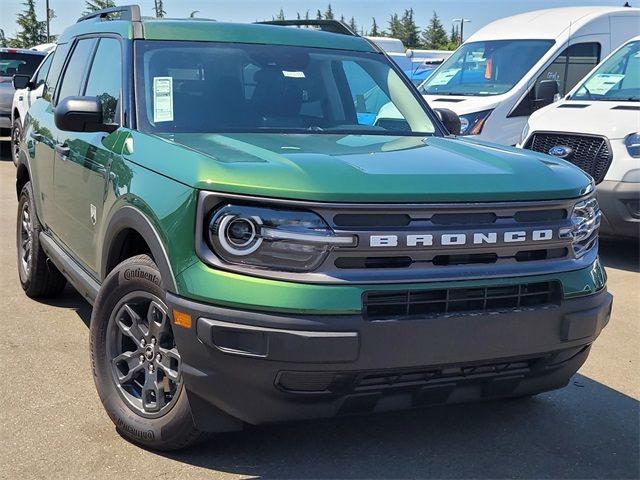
421,11 -> 449,49
154,0 -> 166,18
10,0 -> 47,48
324,4 -> 334,20
84,0 -> 116,14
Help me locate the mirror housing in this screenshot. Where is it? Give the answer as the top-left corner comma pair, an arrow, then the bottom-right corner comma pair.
54,96 -> 117,133
434,108 -> 462,136
534,80 -> 559,110
13,74 -> 31,90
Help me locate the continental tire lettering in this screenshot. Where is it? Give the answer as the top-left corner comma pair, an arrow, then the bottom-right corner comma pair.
122,267 -> 161,286
115,416 -> 155,441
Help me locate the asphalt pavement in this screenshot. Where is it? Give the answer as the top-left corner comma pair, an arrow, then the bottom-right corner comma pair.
0,143 -> 638,479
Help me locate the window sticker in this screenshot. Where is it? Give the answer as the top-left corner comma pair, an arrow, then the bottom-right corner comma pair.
584,73 -> 625,95
428,68 -> 460,86
153,76 -> 174,123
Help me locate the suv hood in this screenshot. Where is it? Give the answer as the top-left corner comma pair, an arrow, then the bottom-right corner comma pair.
135,132 -> 592,202
527,100 -> 640,140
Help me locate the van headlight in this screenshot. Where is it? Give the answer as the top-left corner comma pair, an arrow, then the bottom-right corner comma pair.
459,110 -> 493,135
207,205 -> 357,272
560,197 -> 601,258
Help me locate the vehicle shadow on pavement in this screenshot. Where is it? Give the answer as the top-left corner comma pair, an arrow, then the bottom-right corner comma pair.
37,284 -> 92,327
599,238 -> 639,273
160,375 -> 639,479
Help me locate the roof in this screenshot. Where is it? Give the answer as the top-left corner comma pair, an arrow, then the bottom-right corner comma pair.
58,17 -> 377,52
468,6 -> 640,41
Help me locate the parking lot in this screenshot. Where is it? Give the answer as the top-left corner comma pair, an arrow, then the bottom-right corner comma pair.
0,141 -> 638,479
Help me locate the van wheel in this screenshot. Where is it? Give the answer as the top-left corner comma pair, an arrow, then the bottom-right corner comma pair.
90,254 -> 207,450
16,181 -> 66,297
11,117 -> 22,166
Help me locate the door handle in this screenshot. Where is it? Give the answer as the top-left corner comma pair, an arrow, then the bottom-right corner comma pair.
30,131 -> 43,141
55,144 -> 70,157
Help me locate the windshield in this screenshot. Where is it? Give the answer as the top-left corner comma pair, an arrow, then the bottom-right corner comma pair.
135,41 -> 437,136
572,40 -> 640,102
420,40 -> 554,96
0,52 -> 44,77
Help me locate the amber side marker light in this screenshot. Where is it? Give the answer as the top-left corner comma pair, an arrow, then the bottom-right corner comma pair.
173,309 -> 192,329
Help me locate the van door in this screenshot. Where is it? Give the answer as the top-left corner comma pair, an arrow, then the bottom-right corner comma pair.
53,37 -> 123,273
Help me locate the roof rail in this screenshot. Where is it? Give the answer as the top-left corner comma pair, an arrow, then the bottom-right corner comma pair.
256,19 -> 358,36
77,5 -> 141,23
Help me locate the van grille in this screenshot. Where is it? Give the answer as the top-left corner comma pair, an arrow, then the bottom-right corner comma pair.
524,132 -> 612,183
363,281 -> 562,320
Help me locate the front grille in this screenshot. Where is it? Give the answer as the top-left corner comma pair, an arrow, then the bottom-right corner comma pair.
363,281 -> 561,320
525,132 -> 612,183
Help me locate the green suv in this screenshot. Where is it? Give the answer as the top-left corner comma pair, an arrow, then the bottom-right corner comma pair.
15,6 -> 612,450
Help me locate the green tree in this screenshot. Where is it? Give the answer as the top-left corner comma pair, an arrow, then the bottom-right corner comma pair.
84,0 -> 116,14
275,8 -> 285,21
400,9 -> 420,48
316,9 -> 322,20
388,13 -> 402,39
370,18 -> 379,36
421,12 -> 449,49
0,30 -> 7,48
324,4 -> 334,20
153,0 -> 166,18
348,16 -> 357,32
11,0 -> 47,48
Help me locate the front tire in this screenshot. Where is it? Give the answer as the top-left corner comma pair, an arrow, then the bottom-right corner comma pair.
90,254 -> 206,450
16,181 -> 66,297
11,117 -> 23,166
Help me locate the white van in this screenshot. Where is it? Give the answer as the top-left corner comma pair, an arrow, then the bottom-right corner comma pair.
417,7 -> 640,144
520,36 -> 640,239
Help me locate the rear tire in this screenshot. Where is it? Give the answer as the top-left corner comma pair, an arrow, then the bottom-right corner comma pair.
11,117 -> 22,166
90,254 -> 207,450
16,181 -> 66,297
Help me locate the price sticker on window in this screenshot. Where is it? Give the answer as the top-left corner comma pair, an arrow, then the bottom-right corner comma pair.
153,76 -> 174,123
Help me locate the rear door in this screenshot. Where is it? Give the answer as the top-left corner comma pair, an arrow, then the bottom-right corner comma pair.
52,36 -> 123,272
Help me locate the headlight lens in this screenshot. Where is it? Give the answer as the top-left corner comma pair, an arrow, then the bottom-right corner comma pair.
560,197 -> 601,258
624,132 -> 640,158
207,205 -> 357,272
459,109 -> 493,135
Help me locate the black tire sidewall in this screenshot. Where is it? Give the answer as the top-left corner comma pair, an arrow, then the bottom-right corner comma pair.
11,118 -> 22,166
17,182 -> 37,288
90,256 -> 196,449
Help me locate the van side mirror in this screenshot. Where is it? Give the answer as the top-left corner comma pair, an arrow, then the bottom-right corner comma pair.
54,96 -> 117,133
13,74 -> 31,90
535,80 -> 559,110
434,108 -> 461,136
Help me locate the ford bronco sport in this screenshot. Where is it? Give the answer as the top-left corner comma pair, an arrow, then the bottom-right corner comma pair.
15,6 -> 612,451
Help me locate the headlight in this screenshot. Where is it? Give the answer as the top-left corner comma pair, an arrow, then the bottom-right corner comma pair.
624,133 -> 640,158
459,110 -> 493,135
560,197 -> 601,258
207,204 -> 357,272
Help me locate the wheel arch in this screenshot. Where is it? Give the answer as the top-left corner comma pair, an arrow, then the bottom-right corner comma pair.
101,206 -> 178,293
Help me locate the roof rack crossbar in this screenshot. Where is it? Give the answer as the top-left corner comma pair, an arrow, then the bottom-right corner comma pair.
77,5 -> 141,23
255,19 -> 358,36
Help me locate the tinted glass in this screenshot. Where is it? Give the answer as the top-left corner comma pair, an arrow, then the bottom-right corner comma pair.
0,52 -> 44,77
573,40 -> 640,101
43,42 -> 71,102
57,39 -> 96,105
421,40 -> 554,96
135,41 -> 437,136
536,42 -> 600,96
33,53 -> 53,88
84,38 -> 122,124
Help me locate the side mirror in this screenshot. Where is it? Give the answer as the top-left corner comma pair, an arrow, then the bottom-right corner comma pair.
535,80 -> 559,109
13,74 -> 31,90
54,96 -> 116,133
434,108 -> 461,136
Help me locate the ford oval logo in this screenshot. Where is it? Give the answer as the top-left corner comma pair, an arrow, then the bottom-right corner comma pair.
548,145 -> 573,159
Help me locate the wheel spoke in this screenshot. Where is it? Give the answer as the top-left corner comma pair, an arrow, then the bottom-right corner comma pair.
156,347 -> 181,382
142,368 -> 165,413
116,304 -> 148,347
112,351 -> 144,383
147,301 -> 168,339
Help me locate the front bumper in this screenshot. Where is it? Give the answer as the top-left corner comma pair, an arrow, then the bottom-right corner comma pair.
597,180 -> 640,238
168,287 -> 612,431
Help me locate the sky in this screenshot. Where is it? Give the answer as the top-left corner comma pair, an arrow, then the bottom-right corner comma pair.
0,0 -> 633,42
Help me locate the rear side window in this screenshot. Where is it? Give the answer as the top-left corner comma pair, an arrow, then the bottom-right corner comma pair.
84,38 -> 122,124
535,42 -> 601,96
56,38 -> 97,105
33,53 -> 53,89
0,52 -> 43,77
43,43 -> 71,102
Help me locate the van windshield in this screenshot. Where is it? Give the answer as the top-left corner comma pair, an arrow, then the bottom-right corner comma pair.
135,40 -> 439,136
572,40 -> 640,102
419,40 -> 554,96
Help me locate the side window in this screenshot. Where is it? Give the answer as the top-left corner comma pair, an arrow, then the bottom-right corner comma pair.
33,53 -> 53,89
84,38 -> 122,125
43,43 -> 71,102
535,42 -> 601,96
56,38 -> 97,105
